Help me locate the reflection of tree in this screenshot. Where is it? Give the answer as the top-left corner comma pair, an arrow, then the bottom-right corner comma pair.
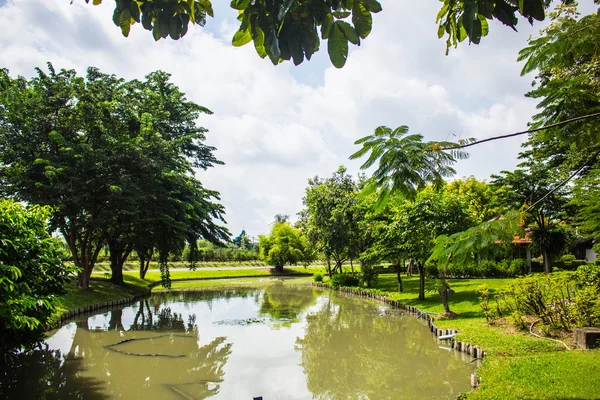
0,346 -> 106,399
60,300 -> 232,399
297,292 -> 473,400
259,282 -> 317,322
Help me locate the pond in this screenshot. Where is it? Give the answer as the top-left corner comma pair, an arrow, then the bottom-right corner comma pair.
1,279 -> 478,399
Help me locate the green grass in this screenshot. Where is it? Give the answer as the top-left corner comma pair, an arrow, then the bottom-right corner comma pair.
134,266 -> 315,283
92,260 -> 267,272
470,351 -> 600,399
347,273 -> 595,399
54,274 -> 151,317
153,276 -> 314,292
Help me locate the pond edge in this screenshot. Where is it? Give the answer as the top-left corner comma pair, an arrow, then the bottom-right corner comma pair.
311,282 -> 486,360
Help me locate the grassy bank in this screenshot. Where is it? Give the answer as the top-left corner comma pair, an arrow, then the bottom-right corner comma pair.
332,274 -> 600,399
54,266 -> 317,318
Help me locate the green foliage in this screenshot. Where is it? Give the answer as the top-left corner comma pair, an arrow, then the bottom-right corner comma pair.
313,273 -> 324,283
349,125 -> 470,206
0,200 -> 77,351
498,269 -> 600,332
359,262 -> 378,288
330,272 -> 360,288
476,285 -> 497,324
259,222 -> 311,270
299,166 -> 362,274
86,0 -> 563,67
0,64 -> 228,288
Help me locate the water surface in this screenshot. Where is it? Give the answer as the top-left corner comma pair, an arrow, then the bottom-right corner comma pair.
1,280 -> 477,399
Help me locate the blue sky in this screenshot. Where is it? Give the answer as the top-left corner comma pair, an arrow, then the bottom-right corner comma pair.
0,0 -> 583,237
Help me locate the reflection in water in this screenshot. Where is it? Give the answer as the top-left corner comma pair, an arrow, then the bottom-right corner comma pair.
0,347 -> 106,399
259,282 -> 317,323
1,281 -> 477,399
297,292 -> 472,400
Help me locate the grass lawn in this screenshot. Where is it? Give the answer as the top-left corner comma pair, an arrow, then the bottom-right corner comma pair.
350,273 -> 597,399
134,266 -> 315,283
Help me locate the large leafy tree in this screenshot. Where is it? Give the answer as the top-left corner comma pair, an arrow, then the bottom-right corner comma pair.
298,166 -> 361,276
391,187 -> 475,300
259,222 -> 311,273
0,64 -> 228,288
518,6 -> 600,173
83,0 -> 573,68
490,154 -> 570,273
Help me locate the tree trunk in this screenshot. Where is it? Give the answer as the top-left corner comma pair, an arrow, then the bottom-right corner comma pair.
418,261 -> 425,300
109,239 -> 132,285
396,262 -> 403,292
543,248 -> 552,273
274,265 -> 284,273
77,267 -> 92,289
440,277 -> 451,314
108,309 -> 124,331
350,259 -> 354,273
326,258 -> 332,278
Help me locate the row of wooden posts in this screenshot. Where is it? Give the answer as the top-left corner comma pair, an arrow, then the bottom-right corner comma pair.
311,282 -> 486,360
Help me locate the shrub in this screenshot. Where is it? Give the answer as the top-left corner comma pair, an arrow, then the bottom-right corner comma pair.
331,273 -> 360,289
478,260 -> 500,278
313,273 -> 324,283
561,254 -> 577,263
507,259 -> 528,277
0,200 -> 78,351
360,263 -> 379,288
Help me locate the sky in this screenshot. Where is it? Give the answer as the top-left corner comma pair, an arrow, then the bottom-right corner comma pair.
0,0 -> 573,238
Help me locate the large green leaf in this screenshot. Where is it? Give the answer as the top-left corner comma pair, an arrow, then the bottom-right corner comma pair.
352,2 -> 372,39
230,0 -> 251,11
336,20 -> 359,45
199,0 -> 214,18
359,0 -> 382,13
267,29 -> 281,64
278,0 -> 296,22
253,24 -> 267,58
321,13 -> 334,39
232,27 -> 252,46
327,23 -> 348,68
119,9 -> 132,37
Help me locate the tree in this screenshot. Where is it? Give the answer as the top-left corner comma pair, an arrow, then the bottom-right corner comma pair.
491,155 -> 570,273
82,0 -> 567,68
259,222 -> 310,273
429,210 -> 522,314
392,187 -> 475,301
0,200 -> 77,351
0,64 -> 228,288
299,166 -> 360,276
349,125 -> 469,207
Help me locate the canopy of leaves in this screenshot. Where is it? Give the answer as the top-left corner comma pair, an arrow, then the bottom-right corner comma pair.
298,166 -> 361,270
0,200 -> 78,351
519,7 -> 600,173
259,222 -> 311,268
86,0 -> 565,67
0,64 -> 229,288
349,125 -> 469,207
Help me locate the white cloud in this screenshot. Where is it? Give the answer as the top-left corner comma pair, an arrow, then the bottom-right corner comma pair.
0,0 -> 553,236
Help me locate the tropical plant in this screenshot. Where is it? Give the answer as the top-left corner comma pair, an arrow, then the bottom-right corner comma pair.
0,200 -> 78,351
349,125 -> 470,207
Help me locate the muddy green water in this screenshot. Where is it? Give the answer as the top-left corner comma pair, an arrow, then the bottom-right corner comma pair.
1,280 -> 478,399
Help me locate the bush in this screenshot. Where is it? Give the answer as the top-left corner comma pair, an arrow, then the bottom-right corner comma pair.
313,273 -> 324,283
479,260 -> 501,278
507,259 -> 528,277
360,263 -> 379,288
0,200 -> 77,351
331,273 -> 360,289
561,254 -> 577,263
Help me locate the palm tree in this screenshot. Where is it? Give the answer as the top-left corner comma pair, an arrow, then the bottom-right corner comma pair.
349,125 -> 470,206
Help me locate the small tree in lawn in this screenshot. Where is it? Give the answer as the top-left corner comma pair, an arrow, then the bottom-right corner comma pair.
259,222 -> 310,273
429,211 -> 522,315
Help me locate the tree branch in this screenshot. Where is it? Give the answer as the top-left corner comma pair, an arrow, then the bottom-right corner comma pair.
437,112 -> 600,150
